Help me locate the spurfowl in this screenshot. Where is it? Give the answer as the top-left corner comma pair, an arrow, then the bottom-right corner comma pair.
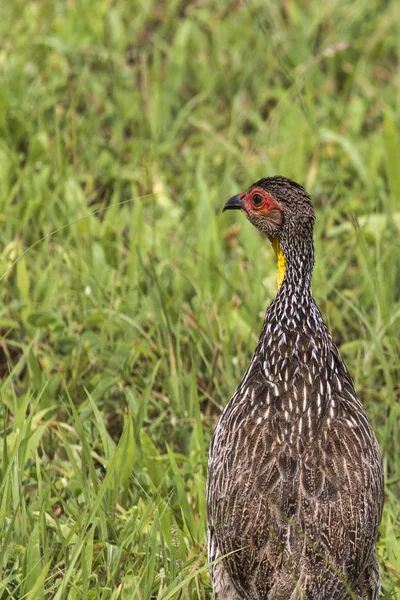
207,177 -> 384,599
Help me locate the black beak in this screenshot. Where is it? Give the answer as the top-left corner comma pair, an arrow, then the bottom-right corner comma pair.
222,193 -> 246,213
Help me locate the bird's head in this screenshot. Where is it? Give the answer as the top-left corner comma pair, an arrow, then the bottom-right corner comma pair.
223,176 -> 315,287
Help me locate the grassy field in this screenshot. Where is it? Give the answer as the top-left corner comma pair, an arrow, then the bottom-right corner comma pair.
0,0 -> 399,598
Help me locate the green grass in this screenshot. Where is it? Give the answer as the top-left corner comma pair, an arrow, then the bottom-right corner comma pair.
0,0 -> 399,598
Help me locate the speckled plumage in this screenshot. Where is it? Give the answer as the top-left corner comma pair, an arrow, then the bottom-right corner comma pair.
207,177 -> 384,600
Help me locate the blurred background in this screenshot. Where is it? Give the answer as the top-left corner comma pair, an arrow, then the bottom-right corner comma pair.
0,0 -> 399,598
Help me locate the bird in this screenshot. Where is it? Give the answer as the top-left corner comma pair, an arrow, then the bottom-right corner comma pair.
206,177 -> 384,600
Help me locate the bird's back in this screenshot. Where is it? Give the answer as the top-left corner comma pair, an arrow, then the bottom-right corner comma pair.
207,296 -> 383,599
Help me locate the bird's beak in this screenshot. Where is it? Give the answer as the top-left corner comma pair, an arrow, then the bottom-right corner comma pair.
222,194 -> 246,213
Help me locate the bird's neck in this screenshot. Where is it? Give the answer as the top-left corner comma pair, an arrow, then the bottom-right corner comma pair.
269,233 -> 315,324
271,232 -> 314,293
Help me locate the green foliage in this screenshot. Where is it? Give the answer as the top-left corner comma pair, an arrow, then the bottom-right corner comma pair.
0,0 -> 399,597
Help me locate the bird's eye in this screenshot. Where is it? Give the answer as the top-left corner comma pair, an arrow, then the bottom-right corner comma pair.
252,193 -> 264,207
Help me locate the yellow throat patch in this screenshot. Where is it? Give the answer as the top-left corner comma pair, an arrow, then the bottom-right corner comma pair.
270,238 -> 286,289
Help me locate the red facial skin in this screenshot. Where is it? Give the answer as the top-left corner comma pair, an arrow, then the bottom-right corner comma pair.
242,188 -> 283,215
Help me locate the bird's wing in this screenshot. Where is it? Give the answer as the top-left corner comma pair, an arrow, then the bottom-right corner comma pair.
207,366 -> 383,596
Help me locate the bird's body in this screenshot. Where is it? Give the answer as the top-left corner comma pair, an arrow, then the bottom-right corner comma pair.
207,177 -> 384,600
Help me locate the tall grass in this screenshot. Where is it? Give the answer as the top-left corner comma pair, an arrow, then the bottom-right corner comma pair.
0,0 -> 399,598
